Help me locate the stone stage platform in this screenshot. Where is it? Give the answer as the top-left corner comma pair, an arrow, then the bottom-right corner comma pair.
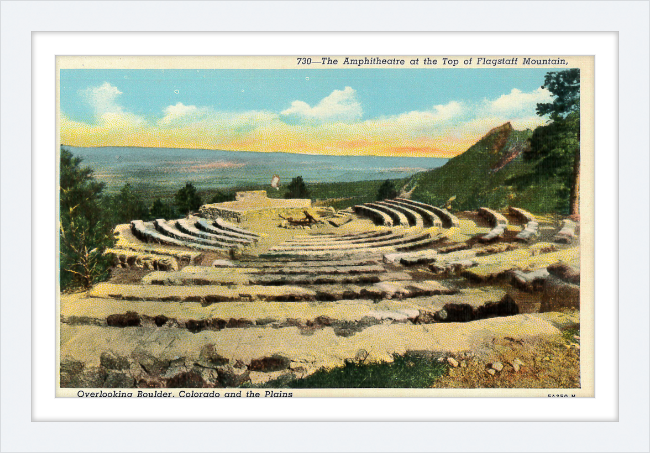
198,191 -> 311,222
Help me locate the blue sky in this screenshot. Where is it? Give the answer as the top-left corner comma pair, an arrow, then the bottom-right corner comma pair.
60,68 -> 556,157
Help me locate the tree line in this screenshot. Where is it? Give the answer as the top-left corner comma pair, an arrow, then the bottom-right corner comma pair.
59,147 -> 234,291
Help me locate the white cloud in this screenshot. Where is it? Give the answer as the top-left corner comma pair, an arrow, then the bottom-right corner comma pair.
281,86 -> 362,123
486,87 -> 553,115
78,82 -> 124,116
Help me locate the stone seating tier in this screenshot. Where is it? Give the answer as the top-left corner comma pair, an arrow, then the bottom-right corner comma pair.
270,231 -> 432,252
364,202 -> 410,226
154,220 -> 235,250
395,198 -> 459,227
176,219 -> 252,245
375,201 -> 424,228
383,199 -> 442,228
131,220 -> 223,252
478,207 -> 509,227
353,205 -> 393,226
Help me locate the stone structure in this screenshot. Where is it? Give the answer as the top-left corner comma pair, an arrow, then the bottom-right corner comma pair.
199,191 -> 311,222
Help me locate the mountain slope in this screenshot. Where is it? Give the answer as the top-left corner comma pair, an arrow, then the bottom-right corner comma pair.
404,123 -> 568,214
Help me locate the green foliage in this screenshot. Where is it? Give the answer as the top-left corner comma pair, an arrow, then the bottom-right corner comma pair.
376,179 -> 398,201
536,69 -> 580,120
103,183 -> 150,225
209,191 -> 236,204
149,198 -> 177,220
59,147 -> 115,290
407,126 -> 559,212
284,176 -> 310,199
265,353 -> 447,389
175,182 -> 202,215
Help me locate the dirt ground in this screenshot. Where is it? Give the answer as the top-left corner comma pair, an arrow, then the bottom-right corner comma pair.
432,321 -> 580,389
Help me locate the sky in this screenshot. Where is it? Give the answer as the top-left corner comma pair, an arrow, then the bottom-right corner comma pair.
60,68 -> 555,158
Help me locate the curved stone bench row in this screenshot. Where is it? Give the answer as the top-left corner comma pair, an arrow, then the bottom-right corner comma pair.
353,205 -> 393,226
377,201 -> 426,228
508,206 -> 536,224
114,224 -> 201,265
515,221 -> 539,242
364,202 -> 409,226
88,279 -> 456,303
105,248 -> 179,271
130,220 -> 222,252
154,220 -> 235,250
176,219 -> 253,245
553,219 -> 577,244
264,233 -> 441,259
395,198 -> 459,228
478,207 -> 509,242
194,219 -> 257,242
285,230 -> 394,245
279,231 -> 409,248
478,207 -> 509,227
143,269 -> 410,287
215,218 -> 260,239
271,231 -> 433,252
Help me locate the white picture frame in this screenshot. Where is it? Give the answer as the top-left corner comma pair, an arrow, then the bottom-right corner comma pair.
1,1 -> 648,452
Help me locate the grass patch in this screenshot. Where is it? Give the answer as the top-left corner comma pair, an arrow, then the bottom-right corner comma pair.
264,353 -> 448,389
561,325 -> 580,344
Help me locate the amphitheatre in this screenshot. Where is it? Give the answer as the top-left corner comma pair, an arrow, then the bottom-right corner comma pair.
60,189 -> 581,389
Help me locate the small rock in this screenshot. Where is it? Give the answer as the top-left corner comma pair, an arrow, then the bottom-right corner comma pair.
354,349 -> 369,363
437,357 -> 446,363
491,361 -> 504,372
487,368 -> 496,376
212,259 -> 235,268
510,358 -> 525,373
447,357 -> 459,368
460,361 -> 467,368
543,356 -> 551,361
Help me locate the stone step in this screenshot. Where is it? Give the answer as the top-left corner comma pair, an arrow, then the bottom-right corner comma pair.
429,243 -> 539,275
383,199 -> 443,228
141,269 -> 409,286
248,264 -> 387,275
546,261 -> 580,284
105,248 -> 179,271
395,199 -> 459,228
375,201 -> 424,228
60,313 -> 563,387
462,247 -> 579,282
61,297 -> 420,332
271,231 -> 432,252
131,220 -> 224,252
352,205 -> 394,226
383,249 -> 438,265
508,206 -> 536,224
480,224 -> 507,242
364,202 -> 410,226
553,219 -> 577,244
214,217 -> 261,238
236,258 -> 381,268
62,287 -> 512,333
195,219 -> 259,241
154,219 -> 237,250
515,221 -> 539,242
284,230 -> 396,245
88,279 -> 455,303
478,207 -> 509,227
114,224 -> 202,265
281,233 -> 407,247
176,219 -> 253,245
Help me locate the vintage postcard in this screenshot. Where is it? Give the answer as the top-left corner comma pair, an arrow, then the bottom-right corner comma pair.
57,55 -> 593,398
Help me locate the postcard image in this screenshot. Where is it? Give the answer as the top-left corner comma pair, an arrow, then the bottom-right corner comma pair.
57,55 -> 593,398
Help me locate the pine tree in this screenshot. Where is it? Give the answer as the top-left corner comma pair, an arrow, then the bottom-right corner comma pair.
59,147 -> 115,290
